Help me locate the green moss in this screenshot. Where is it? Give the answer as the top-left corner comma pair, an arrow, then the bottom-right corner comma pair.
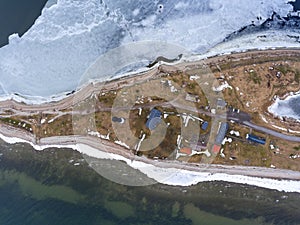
0,117 -> 32,131
247,70 -> 262,85
293,145 -> 300,151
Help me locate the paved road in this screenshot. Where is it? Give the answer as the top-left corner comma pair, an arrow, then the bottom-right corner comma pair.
226,109 -> 300,142
227,110 -> 251,123
243,121 -> 300,142
171,102 -> 300,142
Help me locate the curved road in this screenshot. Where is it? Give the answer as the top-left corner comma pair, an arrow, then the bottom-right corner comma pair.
171,101 -> 300,143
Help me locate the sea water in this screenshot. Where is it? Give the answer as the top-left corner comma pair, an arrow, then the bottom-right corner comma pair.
0,140 -> 299,225
0,0 -> 47,47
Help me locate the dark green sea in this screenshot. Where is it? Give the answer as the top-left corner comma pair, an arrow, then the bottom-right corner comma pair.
0,0 -> 48,47
0,140 -> 299,225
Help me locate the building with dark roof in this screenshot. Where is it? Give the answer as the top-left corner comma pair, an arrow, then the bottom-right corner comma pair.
201,121 -> 209,131
112,116 -> 125,123
146,109 -> 162,130
246,134 -> 266,145
215,122 -> 229,145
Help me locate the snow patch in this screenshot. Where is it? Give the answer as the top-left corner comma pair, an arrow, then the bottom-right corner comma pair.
213,81 -> 232,92
114,140 -> 130,149
230,130 -> 240,136
222,137 -> 232,145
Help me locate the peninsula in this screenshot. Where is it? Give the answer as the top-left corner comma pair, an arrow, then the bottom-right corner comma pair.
1,48 -> 300,188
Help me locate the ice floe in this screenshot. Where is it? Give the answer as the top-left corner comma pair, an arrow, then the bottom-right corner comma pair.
0,0 -> 296,104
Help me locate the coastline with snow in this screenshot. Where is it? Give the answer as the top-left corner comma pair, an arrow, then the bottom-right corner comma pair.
0,125 -> 300,192
0,0 -> 299,104
1,44 -> 300,106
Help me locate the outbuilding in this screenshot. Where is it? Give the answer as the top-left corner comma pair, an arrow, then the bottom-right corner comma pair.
112,116 -> 125,124
201,121 -> 209,131
246,134 -> 266,145
217,98 -> 227,109
179,147 -> 192,155
213,144 -> 221,154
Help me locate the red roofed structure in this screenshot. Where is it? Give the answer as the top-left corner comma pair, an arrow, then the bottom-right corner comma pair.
212,144 -> 221,154
179,147 -> 192,155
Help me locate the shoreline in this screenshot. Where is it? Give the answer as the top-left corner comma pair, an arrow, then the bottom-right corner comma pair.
0,124 -> 300,192
2,46 -> 300,106
1,48 -> 300,192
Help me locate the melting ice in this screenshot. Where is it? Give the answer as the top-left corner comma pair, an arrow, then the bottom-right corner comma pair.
0,0 -> 296,103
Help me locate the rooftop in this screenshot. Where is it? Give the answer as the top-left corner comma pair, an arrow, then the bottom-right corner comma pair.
217,98 -> 227,108
215,122 -> 229,145
179,147 -> 192,155
146,109 -> 162,130
201,121 -> 209,130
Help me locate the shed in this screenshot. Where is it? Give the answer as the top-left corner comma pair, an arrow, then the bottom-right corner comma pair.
215,122 -> 229,145
146,109 -> 162,130
213,144 -> 221,154
185,93 -> 199,103
201,121 -> 209,131
179,147 -> 192,155
246,134 -> 266,145
112,116 -> 125,123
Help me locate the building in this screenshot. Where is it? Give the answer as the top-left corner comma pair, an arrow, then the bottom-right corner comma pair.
213,144 -> 221,154
201,121 -> 209,131
217,98 -> 227,109
189,134 -> 208,151
215,122 -> 229,145
146,109 -> 162,130
246,134 -> 266,145
190,142 -> 207,151
179,147 -> 192,155
112,116 -> 125,124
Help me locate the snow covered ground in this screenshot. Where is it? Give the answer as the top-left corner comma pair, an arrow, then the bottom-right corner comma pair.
0,0 -> 298,104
